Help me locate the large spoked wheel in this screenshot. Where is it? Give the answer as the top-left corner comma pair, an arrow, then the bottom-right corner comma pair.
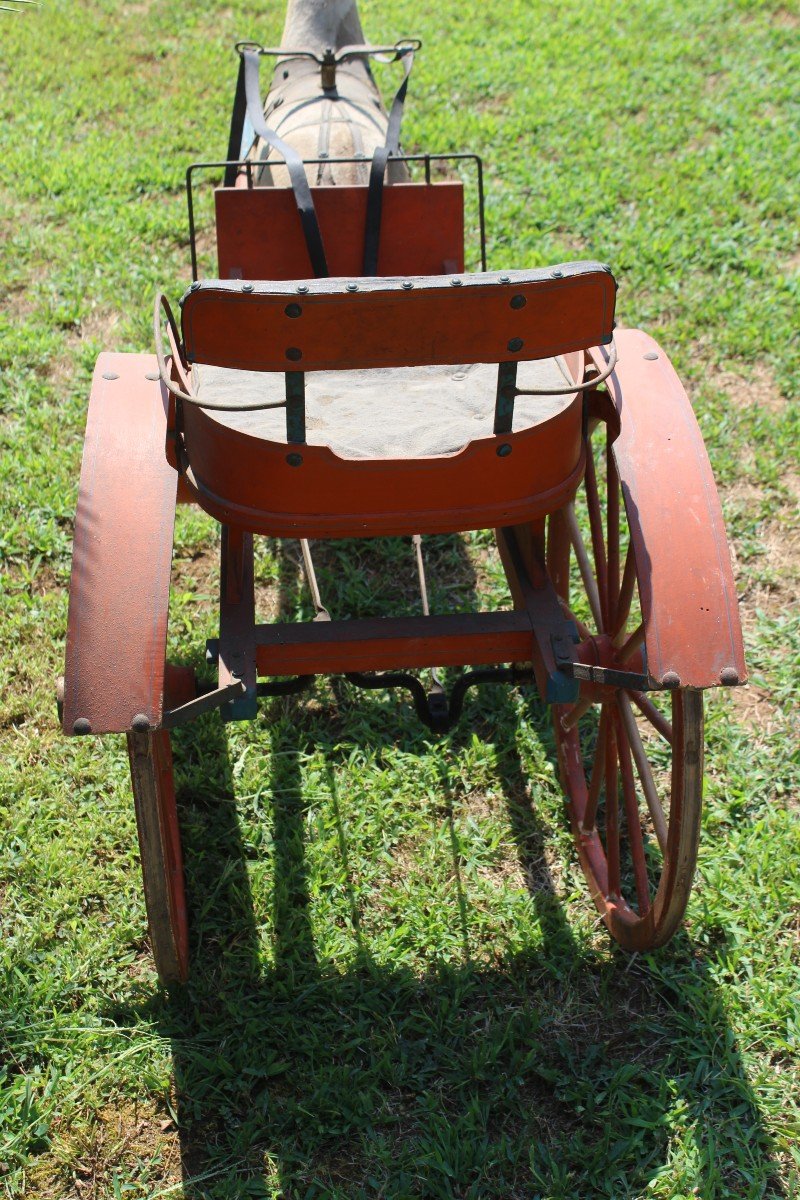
126,730 -> 189,982
548,424 -> 704,951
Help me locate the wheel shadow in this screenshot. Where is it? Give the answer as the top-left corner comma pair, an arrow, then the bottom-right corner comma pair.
130,536 -> 784,1197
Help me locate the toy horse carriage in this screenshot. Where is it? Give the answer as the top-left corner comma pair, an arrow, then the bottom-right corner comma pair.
61,0 -> 745,981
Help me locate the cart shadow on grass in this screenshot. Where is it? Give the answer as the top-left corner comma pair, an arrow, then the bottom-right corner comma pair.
124,535 -> 781,1198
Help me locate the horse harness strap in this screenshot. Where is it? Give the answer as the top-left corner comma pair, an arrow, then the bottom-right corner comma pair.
228,43 -> 417,280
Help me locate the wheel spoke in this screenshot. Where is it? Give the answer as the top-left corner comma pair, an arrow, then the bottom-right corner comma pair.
583,703 -> 609,832
584,443 -> 608,630
565,503 -> 603,630
616,706 -> 651,915
617,622 -> 645,663
560,696 -> 593,732
618,693 -> 668,854
606,429 -> 620,630
611,545 -> 637,642
630,689 -> 674,744
605,716 -> 620,897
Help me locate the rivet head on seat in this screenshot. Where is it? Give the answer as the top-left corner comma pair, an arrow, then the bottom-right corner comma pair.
499,275 -> 510,284
286,347 -> 302,362
497,443 -> 513,457
145,371 -> 160,381
189,281 -> 201,291
73,718 -> 92,735
131,713 -> 151,732
662,671 -> 681,688
450,278 -> 463,286
510,294 -> 526,310
402,281 -> 413,290
286,452 -> 303,467
551,269 -> 564,279
102,372 -> 119,381
644,351 -> 659,361
346,282 -> 358,292
720,667 -> 739,685
297,284 -> 309,294
285,303 -> 302,318
508,337 -> 524,353
242,282 -> 254,292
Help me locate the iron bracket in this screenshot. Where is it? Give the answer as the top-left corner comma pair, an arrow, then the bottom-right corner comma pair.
162,680 -> 247,729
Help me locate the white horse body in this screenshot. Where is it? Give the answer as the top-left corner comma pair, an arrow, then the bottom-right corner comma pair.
253,0 -> 406,186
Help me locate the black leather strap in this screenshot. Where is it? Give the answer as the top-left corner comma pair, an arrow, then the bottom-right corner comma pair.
224,56 -> 247,187
242,49 -> 329,278
362,46 -> 415,276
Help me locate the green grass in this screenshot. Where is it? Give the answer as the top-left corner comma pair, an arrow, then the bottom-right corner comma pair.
1,0 -> 799,1196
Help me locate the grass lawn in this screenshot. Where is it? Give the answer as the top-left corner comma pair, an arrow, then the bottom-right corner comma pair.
1,0 -> 799,1196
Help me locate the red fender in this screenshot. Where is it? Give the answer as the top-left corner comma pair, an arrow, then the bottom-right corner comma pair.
594,329 -> 746,690
63,354 -> 178,735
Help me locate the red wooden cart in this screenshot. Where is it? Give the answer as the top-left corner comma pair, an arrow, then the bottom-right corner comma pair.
61,21 -> 745,982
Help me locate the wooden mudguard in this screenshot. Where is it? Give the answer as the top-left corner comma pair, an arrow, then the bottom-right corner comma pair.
597,329 -> 747,689
63,353 -> 178,735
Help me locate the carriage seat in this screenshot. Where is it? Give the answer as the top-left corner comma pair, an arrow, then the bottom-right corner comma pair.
191,357 -> 577,459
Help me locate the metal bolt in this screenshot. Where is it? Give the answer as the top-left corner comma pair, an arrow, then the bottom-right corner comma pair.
286,452 -> 303,467
510,294 -> 526,310
145,371 -> 160,381
497,443 -> 513,457
551,269 -> 564,279
242,282 -> 254,292
720,667 -> 739,685
662,671 -> 681,688
297,284 -> 309,294
644,351 -> 659,361
102,372 -> 119,381
285,303 -> 302,318
346,282 -> 358,292
508,337 -> 524,353
73,717 -> 92,735
285,347 -> 302,361
131,713 -> 151,732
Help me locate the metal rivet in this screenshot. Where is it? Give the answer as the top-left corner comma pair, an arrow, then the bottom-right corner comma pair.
551,269 -> 564,279
286,452 -> 303,467
602,263 -> 613,274
297,284 -> 309,294
285,303 -> 302,318
189,281 -> 201,291
242,282 -> 254,292
319,150 -> 329,159
346,282 -> 358,292
644,351 -> 659,361
450,278 -> 463,287
510,294 -> 526,310
102,372 -> 119,381
497,443 -> 513,457
499,275 -> 510,284
131,713 -> 151,732
286,347 -> 302,361
145,371 -> 160,381
73,718 -> 92,735
402,281 -> 413,290
452,372 -> 466,381
508,337 -> 523,353
662,671 -> 681,688
720,667 -> 739,686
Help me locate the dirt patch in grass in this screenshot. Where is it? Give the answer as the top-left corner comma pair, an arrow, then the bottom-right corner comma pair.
27,1098 -> 180,1199
717,362 -> 786,414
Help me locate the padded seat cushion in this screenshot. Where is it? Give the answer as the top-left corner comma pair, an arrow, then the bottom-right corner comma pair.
191,357 -> 576,459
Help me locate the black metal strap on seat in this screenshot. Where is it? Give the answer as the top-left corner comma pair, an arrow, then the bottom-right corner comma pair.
239,48 -> 330,278
363,44 -> 416,276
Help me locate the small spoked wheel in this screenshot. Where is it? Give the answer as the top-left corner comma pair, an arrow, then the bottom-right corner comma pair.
548,425 -> 704,951
126,730 -> 189,982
